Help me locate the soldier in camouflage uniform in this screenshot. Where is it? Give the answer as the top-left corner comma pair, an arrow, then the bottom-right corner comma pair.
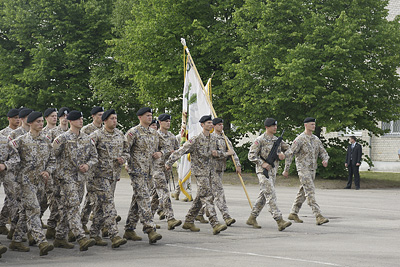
42,108 -> 58,136
52,110 -> 97,251
5,108 -> 32,243
9,112 -> 55,256
246,118 -> 292,231
45,107 -> 70,239
80,106 -> 104,234
151,114 -> 182,230
0,109 -> 20,235
196,118 -> 240,226
283,117 -> 330,225
0,120 -> 20,257
88,109 -> 128,248
165,115 -> 229,235
123,107 -> 164,244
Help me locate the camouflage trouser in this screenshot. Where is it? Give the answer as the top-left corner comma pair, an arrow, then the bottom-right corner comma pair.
151,170 -> 175,220
55,180 -> 86,241
13,180 -> 47,244
250,172 -> 282,220
89,178 -> 118,238
198,171 -> 231,220
185,175 -> 219,228
46,179 -> 61,229
81,180 -> 96,226
125,174 -> 156,233
0,173 -> 18,227
291,169 -> 321,216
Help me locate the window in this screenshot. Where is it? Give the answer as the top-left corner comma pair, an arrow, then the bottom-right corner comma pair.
382,120 -> 400,134
338,127 -> 362,137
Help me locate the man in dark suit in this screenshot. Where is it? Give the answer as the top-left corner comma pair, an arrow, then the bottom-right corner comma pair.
345,136 -> 362,190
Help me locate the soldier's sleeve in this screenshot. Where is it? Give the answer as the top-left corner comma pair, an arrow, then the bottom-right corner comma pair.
121,135 -> 130,163
248,138 -> 264,166
318,139 -> 329,162
165,136 -> 195,167
225,138 -> 241,167
125,128 -> 136,152
46,143 -> 57,175
158,133 -> 169,156
280,140 -> 290,153
284,138 -> 302,172
86,138 -> 99,169
52,135 -> 64,157
4,142 -> 20,171
173,135 -> 180,151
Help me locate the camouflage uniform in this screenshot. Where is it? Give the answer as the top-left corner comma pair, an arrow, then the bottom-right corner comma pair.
42,125 -> 55,136
53,130 -> 98,241
0,135 -> 20,230
11,132 -> 56,244
248,133 -> 289,220
198,133 -> 241,220
166,132 -> 222,227
0,126 -> 14,137
89,128 -> 129,238
7,127 -> 29,239
125,125 -> 167,233
46,125 -> 69,229
80,123 -> 102,227
151,130 -> 180,220
284,132 -> 329,216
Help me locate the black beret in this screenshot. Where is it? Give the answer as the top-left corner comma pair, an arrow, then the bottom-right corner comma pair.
150,119 -> 158,126
264,118 -> 277,127
91,106 -> 104,115
199,115 -> 212,123
19,108 -> 33,118
158,113 -> 171,121
67,110 -> 83,121
304,117 -> 316,123
58,107 -> 70,117
136,107 -> 152,116
44,108 -> 57,117
27,111 -> 42,123
102,109 -> 116,121
212,118 -> 223,125
7,109 -> 19,118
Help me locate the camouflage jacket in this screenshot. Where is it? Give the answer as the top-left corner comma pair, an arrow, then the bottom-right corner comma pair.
166,132 -> 221,177
0,135 -> 20,180
82,122 -> 102,135
42,125 -> 56,136
125,124 -> 167,177
48,125 -> 69,142
0,126 -> 14,137
90,128 -> 130,180
153,130 -> 180,173
248,133 -> 289,175
53,130 -> 98,182
8,126 -> 29,141
213,132 -> 241,172
11,132 -> 56,185
284,132 -> 329,172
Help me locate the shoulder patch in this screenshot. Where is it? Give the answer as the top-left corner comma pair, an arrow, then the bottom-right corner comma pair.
54,138 -> 60,144
12,140 -> 17,147
254,140 -> 259,145
128,132 -> 134,137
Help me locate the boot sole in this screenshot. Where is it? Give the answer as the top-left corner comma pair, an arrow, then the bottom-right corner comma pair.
226,219 -> 236,226
79,239 -> 96,251
168,220 -> 182,230
213,225 -> 228,235
317,220 -> 329,225
112,238 -> 127,248
149,235 -> 162,244
40,244 -> 54,256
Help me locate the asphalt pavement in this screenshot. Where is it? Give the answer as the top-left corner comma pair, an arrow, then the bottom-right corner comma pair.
0,177 -> 399,267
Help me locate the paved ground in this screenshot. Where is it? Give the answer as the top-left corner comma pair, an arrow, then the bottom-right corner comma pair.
0,177 -> 399,267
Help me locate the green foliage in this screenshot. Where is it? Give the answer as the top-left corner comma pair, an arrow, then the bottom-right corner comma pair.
0,0 -> 113,128
226,141 -> 253,172
316,137 -> 348,179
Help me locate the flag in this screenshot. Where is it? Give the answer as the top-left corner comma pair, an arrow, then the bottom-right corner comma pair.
177,53 -> 213,200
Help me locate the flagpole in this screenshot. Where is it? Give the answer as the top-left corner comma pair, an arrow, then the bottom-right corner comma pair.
180,38 -> 253,209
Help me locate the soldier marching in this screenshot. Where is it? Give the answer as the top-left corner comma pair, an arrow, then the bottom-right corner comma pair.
0,105 -> 332,258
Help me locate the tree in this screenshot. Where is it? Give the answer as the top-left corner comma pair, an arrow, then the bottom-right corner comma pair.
0,0 -> 114,127
228,0 -> 400,177
108,0 -> 244,133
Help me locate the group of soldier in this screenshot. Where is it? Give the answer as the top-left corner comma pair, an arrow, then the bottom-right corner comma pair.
0,105 -> 330,259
